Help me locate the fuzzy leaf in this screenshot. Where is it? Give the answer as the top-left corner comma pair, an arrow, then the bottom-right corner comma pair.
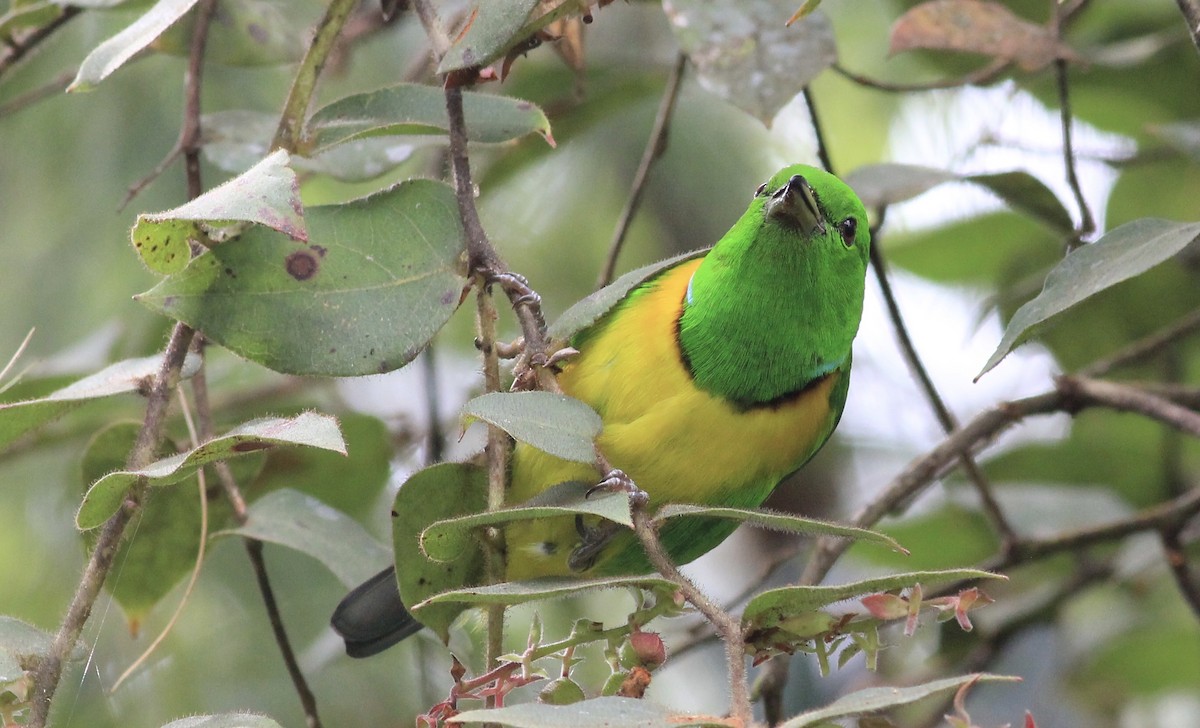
780,673 -> 1020,727
438,0 -> 585,74
392,463 -> 488,642
69,0 -> 200,91
0,353 -> 200,452
309,84 -> 554,152
744,569 -> 1004,630
889,0 -> 1073,72
77,412 -> 345,530
664,0 -> 836,126
132,150 -> 306,274
463,391 -> 601,463
548,250 -> 705,343
843,163 -> 957,209
978,218 -> 1200,378
160,715 -> 285,728
422,482 -> 630,562
137,179 -> 467,376
220,489 -> 390,588
449,697 -> 726,727
655,504 -> 907,553
419,575 -> 678,607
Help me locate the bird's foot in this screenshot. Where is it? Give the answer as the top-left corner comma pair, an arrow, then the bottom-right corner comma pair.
586,469 -> 648,507
545,346 -> 579,370
491,272 -> 542,307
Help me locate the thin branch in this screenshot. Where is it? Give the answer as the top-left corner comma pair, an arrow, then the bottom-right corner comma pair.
1079,308 -> 1200,377
804,89 -> 1017,552
1053,57 -> 1095,244
272,0 -> 359,152
0,71 -> 72,118
476,283 -> 509,670
1161,528 -> 1200,621
190,351 -> 323,728
1061,376 -> 1200,437
831,58 -> 1010,94
30,324 -> 196,727
1176,0 -> 1200,53
422,345 -> 445,464
630,505 -> 751,724
596,51 -> 688,289
0,6 -> 81,78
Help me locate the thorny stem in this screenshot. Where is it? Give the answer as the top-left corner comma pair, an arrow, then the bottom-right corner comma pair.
29,324 -> 196,727
597,52 -> 688,289
273,0 -> 359,152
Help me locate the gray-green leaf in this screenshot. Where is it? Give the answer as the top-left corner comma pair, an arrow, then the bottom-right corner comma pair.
779,673 -> 1019,727
978,218 -> 1200,378
463,391 -> 602,463
69,0 -> 200,92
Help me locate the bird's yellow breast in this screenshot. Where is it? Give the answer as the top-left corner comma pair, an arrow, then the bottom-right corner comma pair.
505,259 -> 841,579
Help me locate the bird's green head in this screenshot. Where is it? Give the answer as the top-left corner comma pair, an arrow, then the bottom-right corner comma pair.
680,164 -> 871,404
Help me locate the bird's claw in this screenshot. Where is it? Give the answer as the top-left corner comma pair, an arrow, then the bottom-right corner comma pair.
586,469 -> 648,507
546,347 -> 579,370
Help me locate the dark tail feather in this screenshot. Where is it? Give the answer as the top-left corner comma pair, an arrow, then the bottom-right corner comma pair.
331,566 -> 423,658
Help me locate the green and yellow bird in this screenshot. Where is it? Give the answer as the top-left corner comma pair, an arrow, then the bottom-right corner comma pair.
332,164 -> 871,657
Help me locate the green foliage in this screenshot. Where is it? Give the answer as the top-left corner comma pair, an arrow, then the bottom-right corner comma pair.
2,0 -> 1199,726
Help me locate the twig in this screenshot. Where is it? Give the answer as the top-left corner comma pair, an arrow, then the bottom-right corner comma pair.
30,324 -> 196,727
109,388 -> 211,693
1176,0 -> 1200,53
272,0 -> 359,152
1161,528 -> 1200,621
630,505 -> 751,724
190,349 -> 323,727
0,71 -> 72,118
1053,57 -> 1095,244
0,6 -> 81,78
422,345 -> 445,464
831,58 -> 1009,94
804,89 -> 1017,552
596,52 -> 688,289
476,283 -> 509,670
1079,308 -> 1200,377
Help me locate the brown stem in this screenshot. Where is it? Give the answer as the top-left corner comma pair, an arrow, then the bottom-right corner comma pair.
29,324 -> 196,727
1053,57 -> 1095,244
630,506 -> 750,723
1176,0 -> 1200,53
0,6 -> 80,78
1161,528 -> 1200,621
831,58 -> 1009,94
597,52 -> 688,289
1079,308 -> 1200,377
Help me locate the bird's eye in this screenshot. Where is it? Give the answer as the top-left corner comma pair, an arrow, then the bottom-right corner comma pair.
838,218 -> 857,247
754,182 -> 768,197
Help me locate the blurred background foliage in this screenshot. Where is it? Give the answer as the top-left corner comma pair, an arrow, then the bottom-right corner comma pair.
1,0 -> 1199,726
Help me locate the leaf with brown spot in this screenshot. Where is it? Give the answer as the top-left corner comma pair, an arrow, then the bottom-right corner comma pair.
889,0 -> 1077,72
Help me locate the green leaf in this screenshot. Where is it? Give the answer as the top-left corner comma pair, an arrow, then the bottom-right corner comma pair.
1148,121 -> 1200,162
392,463 -> 488,642
842,163 -> 957,209
449,697 -> 724,727
68,0 -> 201,92
437,0 -> 543,74
422,482 -> 631,562
309,83 -> 554,152
219,488 -> 390,588
77,412 -> 345,530
547,249 -> 705,343
654,505 -> 907,553
663,0 -> 837,126
160,715 -> 285,728
420,575 -> 678,608
0,353 -> 200,452
463,391 -> 601,463
78,421 -> 259,623
136,179 -> 468,376
0,616 -> 85,669
965,171 -> 1075,234
131,150 -> 306,275
744,569 -> 1004,630
153,0 -> 303,66
978,217 -> 1200,378
779,674 -> 1020,727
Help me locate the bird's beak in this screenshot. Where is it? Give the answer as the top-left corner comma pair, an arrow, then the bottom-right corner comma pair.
765,175 -> 825,236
